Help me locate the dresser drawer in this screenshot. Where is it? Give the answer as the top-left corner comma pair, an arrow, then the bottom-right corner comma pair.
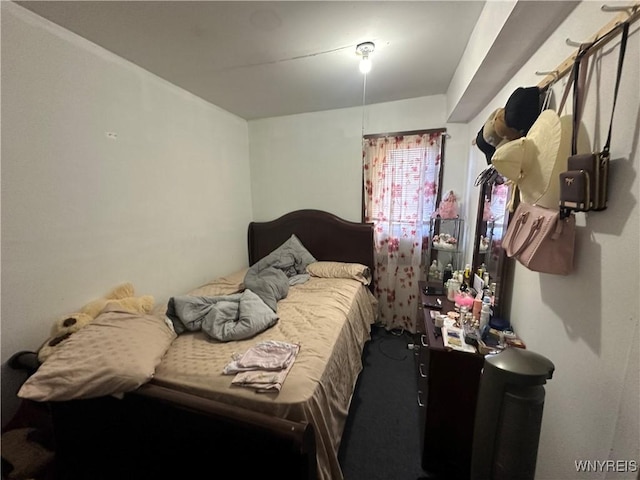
417,281 -> 484,479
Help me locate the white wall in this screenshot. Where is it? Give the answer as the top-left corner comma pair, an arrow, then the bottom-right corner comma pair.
463,2 -> 639,477
250,2 -> 639,476
1,3 -> 253,422
2,2 -> 638,477
249,94 -> 470,226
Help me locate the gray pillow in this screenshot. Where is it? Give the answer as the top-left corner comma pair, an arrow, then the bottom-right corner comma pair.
283,234 -> 317,274
253,234 -> 316,274
244,234 -> 316,311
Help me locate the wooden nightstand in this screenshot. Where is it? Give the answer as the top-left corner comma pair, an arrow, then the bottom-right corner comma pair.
416,280 -> 485,479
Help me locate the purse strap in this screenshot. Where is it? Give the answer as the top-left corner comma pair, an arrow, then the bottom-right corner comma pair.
571,21 -> 629,156
505,208 -> 541,257
557,55 -> 580,115
601,21 -> 628,158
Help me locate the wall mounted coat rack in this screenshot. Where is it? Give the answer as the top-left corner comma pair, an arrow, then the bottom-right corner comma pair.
536,3 -> 639,89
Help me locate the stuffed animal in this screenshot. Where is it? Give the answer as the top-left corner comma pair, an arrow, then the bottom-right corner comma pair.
37,283 -> 154,363
50,312 -> 94,338
433,190 -> 459,219
37,312 -> 93,362
78,282 -> 135,319
80,294 -> 154,320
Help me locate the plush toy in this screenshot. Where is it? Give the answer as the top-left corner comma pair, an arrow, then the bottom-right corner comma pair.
37,312 -> 94,362
78,282 -> 135,319
80,294 -> 154,320
433,190 -> 459,219
37,283 -> 154,363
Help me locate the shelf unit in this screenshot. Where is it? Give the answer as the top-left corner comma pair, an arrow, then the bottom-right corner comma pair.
426,217 -> 464,285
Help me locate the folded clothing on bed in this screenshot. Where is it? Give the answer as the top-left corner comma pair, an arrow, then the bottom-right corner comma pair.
223,340 -> 300,393
223,340 -> 299,372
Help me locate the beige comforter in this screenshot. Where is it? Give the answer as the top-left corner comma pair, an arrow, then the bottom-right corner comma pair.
151,269 -> 378,480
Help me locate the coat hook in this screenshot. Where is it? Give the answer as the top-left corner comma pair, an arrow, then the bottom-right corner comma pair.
565,37 -> 583,47
535,70 -> 559,78
601,4 -> 639,15
535,70 -> 559,90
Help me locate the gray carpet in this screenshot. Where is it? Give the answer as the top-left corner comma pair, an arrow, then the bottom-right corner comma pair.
338,325 -> 431,480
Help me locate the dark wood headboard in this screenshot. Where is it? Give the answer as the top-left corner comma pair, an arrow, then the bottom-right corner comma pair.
248,210 -> 374,290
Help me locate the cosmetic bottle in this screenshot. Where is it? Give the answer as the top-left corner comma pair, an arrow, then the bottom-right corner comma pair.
446,278 -> 460,302
442,263 -> 453,286
463,264 -> 471,286
472,295 -> 483,321
429,260 -> 439,281
480,296 -> 492,331
477,263 -> 486,279
459,306 -> 469,327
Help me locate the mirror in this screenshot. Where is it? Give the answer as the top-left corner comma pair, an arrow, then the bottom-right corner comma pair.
471,180 -> 515,319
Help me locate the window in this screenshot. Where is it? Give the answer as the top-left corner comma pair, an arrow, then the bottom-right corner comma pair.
369,142 -> 442,226
362,129 -> 445,333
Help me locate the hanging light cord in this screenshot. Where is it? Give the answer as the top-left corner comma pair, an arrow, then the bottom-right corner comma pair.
361,72 -> 367,139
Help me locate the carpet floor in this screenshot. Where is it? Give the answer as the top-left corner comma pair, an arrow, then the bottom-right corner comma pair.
338,325 -> 432,480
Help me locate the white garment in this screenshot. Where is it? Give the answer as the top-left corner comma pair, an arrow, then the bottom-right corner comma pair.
223,340 -> 299,373
223,340 -> 300,392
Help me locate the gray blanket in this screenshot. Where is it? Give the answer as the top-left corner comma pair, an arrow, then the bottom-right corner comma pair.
244,234 -> 316,311
166,289 -> 278,342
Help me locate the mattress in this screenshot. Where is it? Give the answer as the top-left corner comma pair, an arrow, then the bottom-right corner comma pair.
151,271 -> 378,480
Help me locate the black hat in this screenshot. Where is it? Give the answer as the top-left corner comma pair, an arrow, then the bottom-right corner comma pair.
475,127 -> 495,165
504,86 -> 543,135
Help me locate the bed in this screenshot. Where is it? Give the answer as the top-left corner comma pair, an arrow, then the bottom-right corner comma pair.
11,209 -> 377,480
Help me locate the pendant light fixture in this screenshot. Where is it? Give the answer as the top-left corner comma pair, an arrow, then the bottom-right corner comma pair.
356,41 -> 375,74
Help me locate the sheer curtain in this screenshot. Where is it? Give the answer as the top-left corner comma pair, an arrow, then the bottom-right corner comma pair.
363,132 -> 443,333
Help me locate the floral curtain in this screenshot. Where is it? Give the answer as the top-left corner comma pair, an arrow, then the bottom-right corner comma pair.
363,132 -> 443,333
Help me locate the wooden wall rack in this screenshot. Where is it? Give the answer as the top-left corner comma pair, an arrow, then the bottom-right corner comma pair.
536,3 -> 640,90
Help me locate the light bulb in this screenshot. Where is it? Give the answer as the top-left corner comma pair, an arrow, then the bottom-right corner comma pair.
359,55 -> 372,74
356,41 -> 375,74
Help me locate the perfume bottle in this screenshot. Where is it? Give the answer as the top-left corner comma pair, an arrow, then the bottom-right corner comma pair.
442,263 -> 453,286
428,260 -> 439,281
463,264 -> 472,287
480,296 -> 492,331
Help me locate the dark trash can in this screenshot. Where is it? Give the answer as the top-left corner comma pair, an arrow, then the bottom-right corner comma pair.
471,348 -> 554,480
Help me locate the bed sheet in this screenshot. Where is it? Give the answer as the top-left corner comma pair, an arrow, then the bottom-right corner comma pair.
151,273 -> 377,480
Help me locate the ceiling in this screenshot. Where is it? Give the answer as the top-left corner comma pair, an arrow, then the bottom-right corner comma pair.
16,1 -> 579,121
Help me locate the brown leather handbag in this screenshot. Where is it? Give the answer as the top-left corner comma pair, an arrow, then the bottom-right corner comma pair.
561,21 -> 629,212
